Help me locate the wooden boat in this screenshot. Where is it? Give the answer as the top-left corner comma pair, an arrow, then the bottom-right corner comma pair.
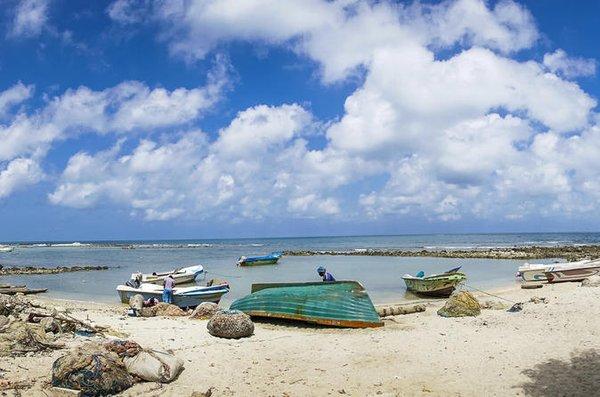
130,265 -> 204,285
237,252 -> 282,266
402,268 -> 466,297
545,260 -> 600,283
0,286 -> 47,295
116,281 -> 229,308
517,259 -> 592,282
229,281 -> 383,328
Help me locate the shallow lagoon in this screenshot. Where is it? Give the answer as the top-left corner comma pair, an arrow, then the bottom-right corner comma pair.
0,244 -> 526,305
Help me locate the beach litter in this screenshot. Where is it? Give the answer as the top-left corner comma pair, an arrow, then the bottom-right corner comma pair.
529,296 -> 547,304
123,348 -> 184,383
508,302 -> 524,312
191,302 -> 219,319
52,343 -> 135,396
207,310 -> 254,339
437,291 -> 481,317
480,300 -> 509,310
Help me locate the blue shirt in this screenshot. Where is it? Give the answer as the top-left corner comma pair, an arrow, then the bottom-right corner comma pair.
322,272 -> 335,282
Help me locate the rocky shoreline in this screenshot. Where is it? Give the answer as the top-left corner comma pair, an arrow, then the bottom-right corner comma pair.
283,245 -> 600,261
0,265 -> 111,276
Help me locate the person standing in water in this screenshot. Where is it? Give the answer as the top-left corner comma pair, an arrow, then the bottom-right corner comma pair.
163,274 -> 175,304
317,266 -> 335,282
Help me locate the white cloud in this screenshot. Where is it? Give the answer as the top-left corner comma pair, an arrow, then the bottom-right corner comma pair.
0,158 -> 43,198
50,104 -> 343,220
0,83 -> 33,117
543,49 -> 596,79
21,0 -> 600,224
8,0 -> 50,38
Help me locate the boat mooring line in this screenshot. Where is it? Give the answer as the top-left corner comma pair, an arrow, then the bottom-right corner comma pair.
462,282 -> 518,304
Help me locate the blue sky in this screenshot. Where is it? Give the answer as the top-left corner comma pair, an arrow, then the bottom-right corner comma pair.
0,0 -> 599,241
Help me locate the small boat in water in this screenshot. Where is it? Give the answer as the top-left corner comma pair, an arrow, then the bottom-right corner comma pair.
0,245 -> 14,253
0,285 -> 47,295
230,281 -> 383,328
116,282 -> 229,308
544,260 -> 600,283
237,252 -> 282,266
402,267 -> 466,297
130,265 -> 204,285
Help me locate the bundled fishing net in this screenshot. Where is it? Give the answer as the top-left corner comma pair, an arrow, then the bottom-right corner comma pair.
0,322 -> 63,357
140,303 -> 186,317
52,344 -> 135,396
190,302 -> 219,319
207,310 -> 254,339
104,340 -> 142,358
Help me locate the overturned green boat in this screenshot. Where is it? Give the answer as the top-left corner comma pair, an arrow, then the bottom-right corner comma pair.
230,281 -> 383,328
402,267 -> 467,297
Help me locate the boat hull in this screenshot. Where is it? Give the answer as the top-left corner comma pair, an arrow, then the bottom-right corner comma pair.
520,269 -> 550,282
230,281 -> 383,328
545,266 -> 600,283
116,284 -> 229,308
238,258 -> 279,266
136,265 -> 204,285
402,273 -> 466,297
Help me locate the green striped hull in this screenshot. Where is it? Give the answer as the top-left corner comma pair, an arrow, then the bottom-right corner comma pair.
230,281 -> 383,328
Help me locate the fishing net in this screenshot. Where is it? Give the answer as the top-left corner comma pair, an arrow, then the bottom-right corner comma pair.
140,303 -> 186,317
207,310 -> 254,339
190,302 -> 218,319
52,344 -> 135,396
104,339 -> 142,358
0,322 -> 63,357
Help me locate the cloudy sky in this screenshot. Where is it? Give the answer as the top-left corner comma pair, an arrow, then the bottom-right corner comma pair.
1,0 -> 599,241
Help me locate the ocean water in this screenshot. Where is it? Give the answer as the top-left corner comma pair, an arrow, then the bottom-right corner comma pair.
1,233 -> 598,305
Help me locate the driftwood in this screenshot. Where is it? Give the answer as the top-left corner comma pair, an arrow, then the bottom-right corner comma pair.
376,304 -> 426,317
28,311 -> 106,334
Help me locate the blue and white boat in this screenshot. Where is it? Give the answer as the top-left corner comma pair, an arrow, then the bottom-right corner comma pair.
116,282 -> 229,308
237,252 -> 283,266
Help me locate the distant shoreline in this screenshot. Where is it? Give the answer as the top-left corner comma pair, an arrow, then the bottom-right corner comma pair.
284,245 -> 600,261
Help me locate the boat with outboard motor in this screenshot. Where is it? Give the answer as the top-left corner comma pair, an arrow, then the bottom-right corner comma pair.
116,281 -> 229,308
130,265 -> 204,285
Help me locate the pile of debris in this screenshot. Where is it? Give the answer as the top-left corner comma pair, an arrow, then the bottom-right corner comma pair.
52,340 -> 183,396
0,293 -> 104,357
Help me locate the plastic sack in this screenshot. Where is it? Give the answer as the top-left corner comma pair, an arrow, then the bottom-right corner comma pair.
123,349 -> 184,383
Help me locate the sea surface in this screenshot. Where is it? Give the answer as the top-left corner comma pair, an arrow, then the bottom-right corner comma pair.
1,233 -> 598,305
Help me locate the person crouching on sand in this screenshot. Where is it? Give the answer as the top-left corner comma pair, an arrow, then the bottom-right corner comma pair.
317,266 -> 335,282
163,274 -> 175,303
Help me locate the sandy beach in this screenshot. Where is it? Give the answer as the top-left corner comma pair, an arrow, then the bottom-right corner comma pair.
3,281 -> 599,397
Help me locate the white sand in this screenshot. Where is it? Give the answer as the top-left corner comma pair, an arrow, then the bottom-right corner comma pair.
4,282 -> 600,396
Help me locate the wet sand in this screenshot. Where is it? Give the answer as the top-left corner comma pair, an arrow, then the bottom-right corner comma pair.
3,282 -> 600,396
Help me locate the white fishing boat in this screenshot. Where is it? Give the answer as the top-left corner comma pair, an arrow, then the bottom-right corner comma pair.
116,281 -> 229,308
0,245 -> 14,253
130,265 -> 204,285
517,259 -> 600,282
545,259 -> 600,283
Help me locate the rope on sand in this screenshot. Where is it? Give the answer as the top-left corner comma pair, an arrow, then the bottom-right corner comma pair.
462,282 -> 524,311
